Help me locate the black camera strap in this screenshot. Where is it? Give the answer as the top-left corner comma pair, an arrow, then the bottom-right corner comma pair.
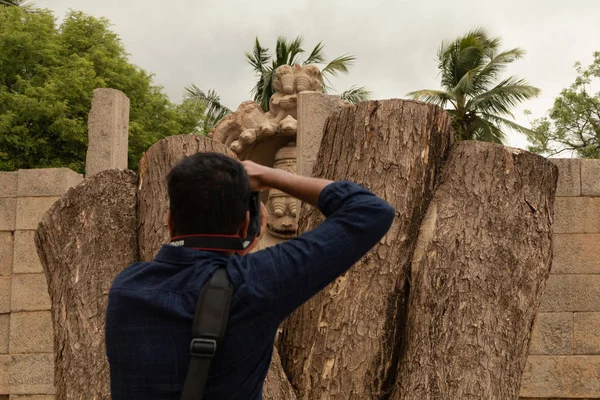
180,266 -> 233,400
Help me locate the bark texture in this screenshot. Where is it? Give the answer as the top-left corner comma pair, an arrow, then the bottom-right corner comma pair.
35,169 -> 139,400
264,347 -> 299,400
393,141 -> 558,400
279,99 -> 454,399
137,134 -> 236,261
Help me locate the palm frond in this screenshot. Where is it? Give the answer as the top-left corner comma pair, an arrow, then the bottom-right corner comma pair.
322,54 -> 356,91
480,112 -> 535,135
275,36 -> 289,66
340,86 -> 371,104
467,77 -> 540,117
304,42 -> 326,65
245,37 -> 270,74
469,115 -> 506,143
471,48 -> 526,94
286,36 -> 304,65
408,89 -> 456,108
184,85 -> 231,131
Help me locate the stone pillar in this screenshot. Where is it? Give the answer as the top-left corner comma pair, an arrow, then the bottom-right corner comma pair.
85,88 -> 130,178
296,92 -> 344,177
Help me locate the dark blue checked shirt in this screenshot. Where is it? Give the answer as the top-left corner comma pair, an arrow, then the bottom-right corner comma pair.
105,181 -> 395,399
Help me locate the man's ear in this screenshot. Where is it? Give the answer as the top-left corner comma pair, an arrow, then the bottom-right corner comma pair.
168,211 -> 175,238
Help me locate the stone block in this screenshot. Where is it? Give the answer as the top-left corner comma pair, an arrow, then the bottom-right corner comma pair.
0,173 -> 17,198
297,92 -> 345,177
554,197 -> 600,234
12,231 -> 42,274
9,312 -> 52,354
0,233 -> 14,276
529,312 -> 572,355
15,198 -> 60,231
10,275 -> 50,312
540,275 -> 600,312
0,199 -> 16,232
553,233 -> 600,274
550,158 -> 581,196
0,278 -> 10,314
520,356 -> 600,398
575,312 -> 600,355
0,355 -> 9,394
86,88 -> 130,177
582,159 -> 600,196
7,354 -> 54,395
17,169 -> 82,198
0,315 -> 8,354
10,396 -> 55,399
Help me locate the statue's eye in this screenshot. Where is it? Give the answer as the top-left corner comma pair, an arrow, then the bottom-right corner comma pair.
290,202 -> 298,217
274,203 -> 285,217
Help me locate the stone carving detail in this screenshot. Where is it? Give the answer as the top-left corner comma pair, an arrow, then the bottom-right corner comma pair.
266,144 -> 299,239
209,64 -> 323,159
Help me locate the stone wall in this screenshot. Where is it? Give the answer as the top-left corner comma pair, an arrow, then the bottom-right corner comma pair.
0,169 -> 83,399
520,158 -> 600,399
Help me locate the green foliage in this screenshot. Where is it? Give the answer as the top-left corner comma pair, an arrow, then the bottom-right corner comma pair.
526,52 -> 600,158
184,85 -> 231,133
245,36 -> 367,111
0,7 -> 205,173
409,28 -> 540,143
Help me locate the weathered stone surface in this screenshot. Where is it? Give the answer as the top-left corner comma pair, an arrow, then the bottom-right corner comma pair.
7,354 -> 54,395
553,233 -> 600,274
540,275 -> 600,312
0,173 -> 17,198
0,355 -> 9,393
551,158 -> 581,196
529,312 -> 572,355
9,312 -> 53,354
10,275 -> 50,312
15,198 -> 60,231
16,169 -> 82,198
0,233 -> 14,276
0,278 -> 10,314
0,199 -> 16,232
582,159 -> 600,197
520,356 -> 600,398
554,197 -> 600,234
12,231 -> 42,274
11,396 -> 56,399
297,92 -> 345,177
574,312 -> 600,355
0,314 -> 8,354
86,88 -> 130,177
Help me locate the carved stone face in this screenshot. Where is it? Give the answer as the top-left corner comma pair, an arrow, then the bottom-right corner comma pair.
266,193 -> 299,239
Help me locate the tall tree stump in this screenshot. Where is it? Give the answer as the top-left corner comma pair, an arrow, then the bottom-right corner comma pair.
393,141 -> 558,399
137,135 -> 237,261
35,170 -> 138,400
279,99 -> 454,399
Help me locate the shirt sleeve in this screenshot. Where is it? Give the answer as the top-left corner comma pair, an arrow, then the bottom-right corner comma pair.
243,181 -> 395,323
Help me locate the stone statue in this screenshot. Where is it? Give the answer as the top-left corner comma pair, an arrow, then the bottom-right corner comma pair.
210,64 -> 322,249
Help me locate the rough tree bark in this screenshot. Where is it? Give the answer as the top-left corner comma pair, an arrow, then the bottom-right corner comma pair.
279,99 -> 454,399
35,170 -> 139,400
135,134 -> 296,399
137,135 -> 237,261
392,141 -> 558,399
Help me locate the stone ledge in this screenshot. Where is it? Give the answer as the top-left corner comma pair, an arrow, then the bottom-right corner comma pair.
520,356 -> 600,398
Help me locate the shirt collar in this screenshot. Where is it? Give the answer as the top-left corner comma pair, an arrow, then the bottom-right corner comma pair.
154,244 -> 231,264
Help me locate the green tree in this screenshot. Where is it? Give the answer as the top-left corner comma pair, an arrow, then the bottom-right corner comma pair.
409,28 -> 540,143
526,52 -> 600,158
0,7 -> 205,173
246,36 -> 370,111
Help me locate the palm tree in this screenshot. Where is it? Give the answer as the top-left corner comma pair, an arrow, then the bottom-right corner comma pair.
246,36 -> 369,111
0,0 -> 34,7
184,85 -> 232,133
408,28 -> 540,143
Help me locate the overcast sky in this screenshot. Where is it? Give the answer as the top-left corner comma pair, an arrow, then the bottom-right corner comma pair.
42,0 -> 600,150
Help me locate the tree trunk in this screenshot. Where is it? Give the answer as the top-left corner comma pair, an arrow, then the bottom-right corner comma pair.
35,170 -> 139,400
137,135 -> 236,261
392,141 -> 558,399
264,347 -> 299,400
279,100 -> 454,399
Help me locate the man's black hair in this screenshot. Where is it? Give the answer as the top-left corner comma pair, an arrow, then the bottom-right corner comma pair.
166,152 -> 251,236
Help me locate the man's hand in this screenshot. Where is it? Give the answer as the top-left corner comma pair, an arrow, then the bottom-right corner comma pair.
242,160 -> 271,192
